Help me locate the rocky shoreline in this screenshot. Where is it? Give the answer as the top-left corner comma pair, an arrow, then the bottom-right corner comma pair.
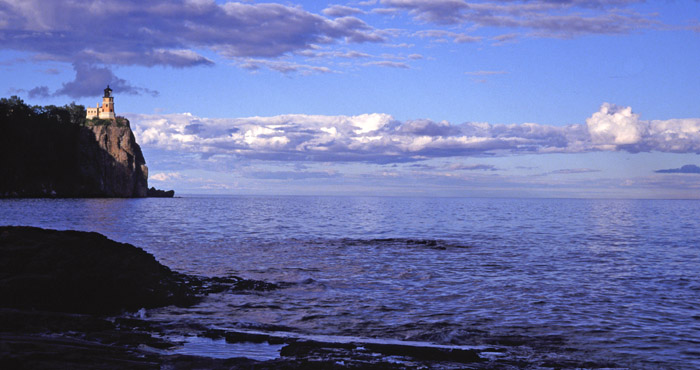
0,227 -> 491,369
1,226 -> 623,369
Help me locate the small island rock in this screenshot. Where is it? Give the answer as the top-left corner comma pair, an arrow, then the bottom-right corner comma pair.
147,187 -> 175,197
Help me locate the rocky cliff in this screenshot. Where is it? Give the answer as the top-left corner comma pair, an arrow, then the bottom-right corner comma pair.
80,122 -> 149,197
0,97 -> 149,198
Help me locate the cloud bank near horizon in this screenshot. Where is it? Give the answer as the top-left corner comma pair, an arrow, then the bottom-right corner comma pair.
129,103 -> 700,164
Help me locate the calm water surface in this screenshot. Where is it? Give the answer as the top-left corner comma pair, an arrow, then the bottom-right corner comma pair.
2,196 -> 699,368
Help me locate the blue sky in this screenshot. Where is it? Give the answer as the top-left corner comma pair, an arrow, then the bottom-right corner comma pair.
2,0 -> 700,198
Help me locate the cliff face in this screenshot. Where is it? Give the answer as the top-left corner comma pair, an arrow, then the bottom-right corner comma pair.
80,123 -> 149,197
0,98 -> 149,198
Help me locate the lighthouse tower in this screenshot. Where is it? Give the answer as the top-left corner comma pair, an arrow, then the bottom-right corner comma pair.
99,85 -> 115,119
86,85 -> 116,120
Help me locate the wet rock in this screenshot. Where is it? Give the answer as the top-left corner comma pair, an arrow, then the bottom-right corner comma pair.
0,332 -> 162,370
363,343 -> 483,363
280,340 -> 356,357
185,275 -> 282,295
224,331 -> 281,344
281,340 -> 484,364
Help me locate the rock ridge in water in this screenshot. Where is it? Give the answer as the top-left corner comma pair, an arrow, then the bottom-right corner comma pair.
0,97 -> 148,198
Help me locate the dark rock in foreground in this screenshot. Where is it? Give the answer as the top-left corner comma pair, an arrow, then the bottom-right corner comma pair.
0,226 -> 196,314
147,187 -> 175,197
0,226 -> 331,369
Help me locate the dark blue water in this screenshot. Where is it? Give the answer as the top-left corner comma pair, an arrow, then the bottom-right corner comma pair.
2,196 -> 699,368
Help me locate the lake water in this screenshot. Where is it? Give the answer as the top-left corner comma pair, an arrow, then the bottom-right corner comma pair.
2,196 -> 699,368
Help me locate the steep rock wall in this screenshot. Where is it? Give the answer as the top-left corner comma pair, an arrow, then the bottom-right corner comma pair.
82,123 -> 149,197
0,115 -> 149,198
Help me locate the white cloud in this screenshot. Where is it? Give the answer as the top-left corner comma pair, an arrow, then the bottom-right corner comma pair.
646,119 -> 700,153
128,104 -> 700,164
585,103 -> 700,153
150,172 -> 183,181
350,113 -> 393,134
586,103 -> 646,147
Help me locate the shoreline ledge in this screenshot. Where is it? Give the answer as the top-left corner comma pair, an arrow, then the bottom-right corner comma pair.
0,226 -> 490,369
0,226 -> 627,369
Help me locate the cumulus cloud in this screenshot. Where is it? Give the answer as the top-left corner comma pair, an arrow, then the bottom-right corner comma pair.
655,165 -> 700,174
127,103 -> 700,164
396,119 -> 459,136
0,0 -> 383,68
586,103 -> 700,153
586,103 -> 644,147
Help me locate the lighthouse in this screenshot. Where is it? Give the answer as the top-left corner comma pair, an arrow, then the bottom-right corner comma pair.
86,85 -> 116,120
